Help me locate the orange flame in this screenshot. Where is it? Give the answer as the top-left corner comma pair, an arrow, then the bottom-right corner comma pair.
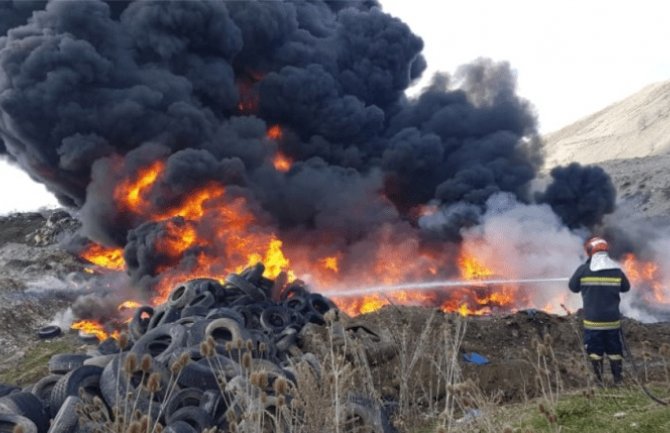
267,125 -> 282,140
117,300 -> 142,311
320,255 -> 340,273
71,320 -> 120,341
622,253 -> 668,303
114,160 -> 165,214
273,152 -> 292,172
80,157 -> 590,320
80,244 -> 125,271
458,252 -> 494,280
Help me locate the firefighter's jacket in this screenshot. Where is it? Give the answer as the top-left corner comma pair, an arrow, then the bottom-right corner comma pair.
569,252 -> 630,330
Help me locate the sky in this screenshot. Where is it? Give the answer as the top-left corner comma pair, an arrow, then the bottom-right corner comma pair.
1,0 -> 670,214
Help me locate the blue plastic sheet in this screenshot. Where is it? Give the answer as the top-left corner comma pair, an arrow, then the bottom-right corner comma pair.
463,352 -> 489,365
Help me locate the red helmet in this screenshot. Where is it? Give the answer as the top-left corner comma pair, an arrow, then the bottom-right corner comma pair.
584,236 -> 608,257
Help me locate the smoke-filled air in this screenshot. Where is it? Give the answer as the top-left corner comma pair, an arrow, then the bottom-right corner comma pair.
0,0 -> 667,327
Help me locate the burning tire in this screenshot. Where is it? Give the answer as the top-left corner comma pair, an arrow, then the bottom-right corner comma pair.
0,413 -> 37,433
129,306 -> 154,340
36,326 -> 61,339
47,354 -> 90,375
48,366 -> 103,417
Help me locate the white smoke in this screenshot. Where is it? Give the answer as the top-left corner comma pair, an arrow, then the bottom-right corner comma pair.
49,307 -> 74,330
459,193 -> 584,313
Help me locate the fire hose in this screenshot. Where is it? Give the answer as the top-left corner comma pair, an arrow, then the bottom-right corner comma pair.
619,324 -> 669,406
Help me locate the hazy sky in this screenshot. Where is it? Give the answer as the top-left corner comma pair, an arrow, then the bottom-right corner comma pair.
1,0 -> 669,214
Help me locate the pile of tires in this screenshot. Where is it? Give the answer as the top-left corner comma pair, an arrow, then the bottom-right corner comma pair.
0,264 -> 392,433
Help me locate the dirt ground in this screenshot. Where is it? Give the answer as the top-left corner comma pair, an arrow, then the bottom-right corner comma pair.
0,210 -> 669,402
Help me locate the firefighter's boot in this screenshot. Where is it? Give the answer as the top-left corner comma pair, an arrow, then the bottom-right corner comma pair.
610,359 -> 623,385
591,359 -> 604,385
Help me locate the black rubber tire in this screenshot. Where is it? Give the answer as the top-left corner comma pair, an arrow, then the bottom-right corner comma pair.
185,319 -> 213,347
224,274 -> 266,301
205,308 -> 244,325
48,366 -> 102,417
99,354 -> 169,420
239,263 -> 265,285
308,293 -> 336,315
205,318 -> 249,349
47,354 -> 90,375
0,385 -> 18,398
29,375 -> 60,414
185,291 -> 215,310
0,413 -> 37,433
260,306 -> 291,333
247,329 -> 276,360
283,294 -> 307,312
36,326 -> 61,339
97,338 -> 120,355
48,396 -> 80,433
167,284 -> 199,309
199,390 -> 226,426
83,354 -> 115,368
232,305 -> 257,329
180,305 -> 209,319
129,306 -> 154,341
131,323 -> 187,365
163,420 -> 197,433
279,284 -> 309,301
176,357 -> 240,391
346,395 -> 396,433
274,328 -> 298,353
148,306 -> 181,330
166,407 -> 212,433
0,392 -> 48,433
163,388 -> 204,421
175,316 -> 199,328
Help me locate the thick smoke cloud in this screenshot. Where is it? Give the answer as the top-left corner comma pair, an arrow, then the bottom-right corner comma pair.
0,0 -> 614,295
537,163 -> 616,229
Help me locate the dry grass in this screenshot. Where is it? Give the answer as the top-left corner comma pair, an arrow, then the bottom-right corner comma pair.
75,314 -> 670,433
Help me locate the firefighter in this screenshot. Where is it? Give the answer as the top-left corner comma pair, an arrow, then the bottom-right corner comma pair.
569,236 -> 630,384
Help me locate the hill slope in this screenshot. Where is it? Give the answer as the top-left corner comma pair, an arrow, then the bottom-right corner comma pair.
544,80 -> 670,167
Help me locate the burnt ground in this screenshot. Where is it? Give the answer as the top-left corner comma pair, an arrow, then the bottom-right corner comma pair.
0,210 -> 669,400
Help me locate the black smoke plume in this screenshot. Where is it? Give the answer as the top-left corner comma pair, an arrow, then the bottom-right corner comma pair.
537,163 -> 616,230
0,1 -> 615,295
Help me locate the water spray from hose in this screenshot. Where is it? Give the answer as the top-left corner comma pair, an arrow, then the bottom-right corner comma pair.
326,277 -> 570,298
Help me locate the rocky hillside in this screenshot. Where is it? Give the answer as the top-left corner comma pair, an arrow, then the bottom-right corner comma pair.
543,80 -> 670,167
543,80 -> 670,221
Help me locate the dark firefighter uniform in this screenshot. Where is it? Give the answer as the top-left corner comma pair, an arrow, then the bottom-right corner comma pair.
569,256 -> 630,383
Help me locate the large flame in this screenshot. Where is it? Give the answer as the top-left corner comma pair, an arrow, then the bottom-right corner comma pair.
80,243 -> 125,271
80,159 -> 668,322
622,253 -> 669,304
71,320 -> 120,341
